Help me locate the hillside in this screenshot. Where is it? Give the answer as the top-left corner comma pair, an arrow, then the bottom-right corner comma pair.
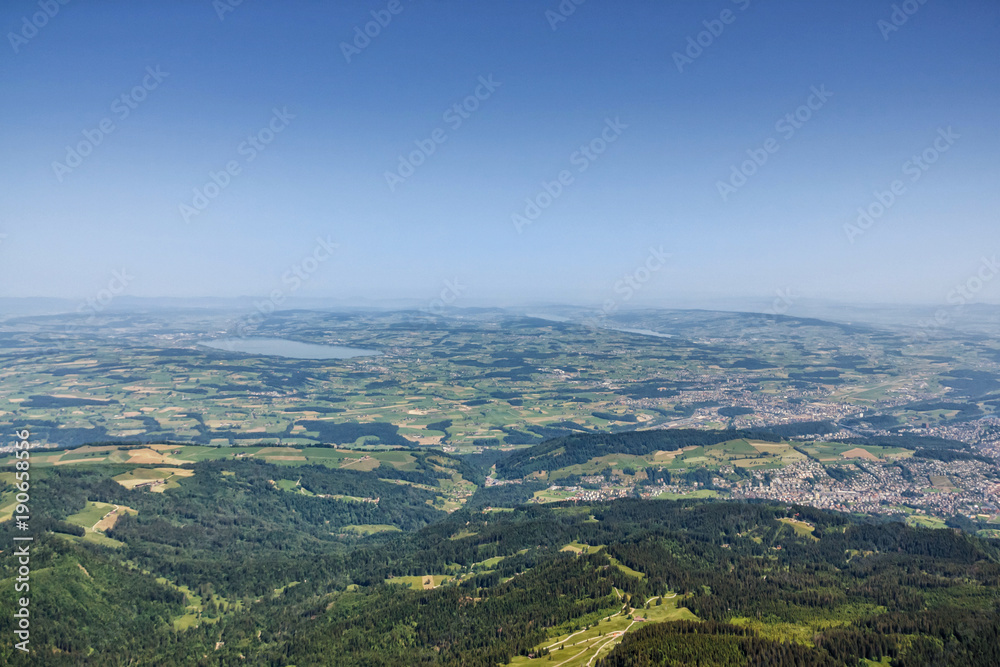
3,495 -> 1000,665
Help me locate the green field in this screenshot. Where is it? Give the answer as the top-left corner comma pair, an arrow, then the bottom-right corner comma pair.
275,478 -> 315,496
66,501 -> 115,530
608,555 -> 646,579
905,515 -> 949,530
654,489 -> 720,500
508,593 -> 694,667
19,444 -> 429,471
338,524 -> 402,535
63,501 -> 133,548
112,466 -> 191,492
542,439 -> 815,482
0,471 -> 18,522
5,308 -> 988,456
385,574 -> 453,590
797,441 -> 912,464
778,517 -> 819,541
560,541 -> 606,555
929,475 -> 958,492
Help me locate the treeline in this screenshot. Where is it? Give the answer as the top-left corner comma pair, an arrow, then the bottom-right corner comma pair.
495,429 -> 783,479
3,493 -> 1000,664
22,460 -> 448,597
0,533 -> 188,665
222,501 -> 1000,664
914,448 -> 995,464
294,419 -> 415,447
466,481 -> 549,509
286,553 -> 623,666
816,607 -> 1000,666
597,621 -> 839,667
592,411 -> 639,422
494,424 -> 982,481
834,434 -> 971,452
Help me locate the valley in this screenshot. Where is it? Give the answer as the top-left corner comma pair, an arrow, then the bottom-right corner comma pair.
2,307 -> 1000,665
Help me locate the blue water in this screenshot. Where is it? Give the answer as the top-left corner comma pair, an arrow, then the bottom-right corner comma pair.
609,327 -> 674,339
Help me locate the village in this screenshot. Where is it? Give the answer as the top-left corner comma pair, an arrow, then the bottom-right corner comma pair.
529,455 -> 1000,527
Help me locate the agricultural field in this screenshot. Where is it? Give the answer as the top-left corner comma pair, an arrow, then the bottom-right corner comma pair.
928,474 -> 958,492
533,438 -> 908,484
65,501 -> 118,530
2,307 -> 998,457
905,515 -> 949,530
385,574 -> 454,590
64,500 -> 137,547
796,441 -> 912,464
113,466 -> 193,492
560,541 -> 604,555
534,486 -> 581,503
653,489 -> 720,500
664,439 -> 808,471
21,443 -> 427,472
777,517 -> 818,540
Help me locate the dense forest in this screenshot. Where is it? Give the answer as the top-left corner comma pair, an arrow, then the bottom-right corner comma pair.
3,486 -> 999,665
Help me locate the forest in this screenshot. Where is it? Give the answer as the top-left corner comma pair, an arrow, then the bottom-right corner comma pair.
2,481 -> 999,665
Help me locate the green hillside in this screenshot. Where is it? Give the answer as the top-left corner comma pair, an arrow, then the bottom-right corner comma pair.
3,495 -> 999,665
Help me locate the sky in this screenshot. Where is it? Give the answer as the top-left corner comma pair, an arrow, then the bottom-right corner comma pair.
1,0 -> 998,311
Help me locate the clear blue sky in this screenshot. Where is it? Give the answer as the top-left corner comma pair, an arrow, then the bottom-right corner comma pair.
1,0 -> 997,309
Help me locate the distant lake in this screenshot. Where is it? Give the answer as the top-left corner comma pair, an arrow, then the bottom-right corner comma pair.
200,337 -> 378,359
609,327 -> 674,339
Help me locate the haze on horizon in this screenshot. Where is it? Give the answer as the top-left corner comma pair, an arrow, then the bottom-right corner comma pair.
1,0 -> 998,309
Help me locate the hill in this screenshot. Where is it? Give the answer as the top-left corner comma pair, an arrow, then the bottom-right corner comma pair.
3,497 -> 1000,665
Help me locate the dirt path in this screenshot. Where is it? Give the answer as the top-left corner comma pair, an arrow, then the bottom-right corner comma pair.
92,504 -> 120,531
545,627 -> 588,649
586,624 -> 635,667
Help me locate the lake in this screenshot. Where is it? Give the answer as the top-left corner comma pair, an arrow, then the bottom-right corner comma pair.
199,337 -> 379,359
608,327 -> 674,339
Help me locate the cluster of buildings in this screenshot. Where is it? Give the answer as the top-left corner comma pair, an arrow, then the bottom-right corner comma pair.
527,455 -> 1000,526
730,458 -> 1000,521
483,476 -> 523,487
536,485 -> 632,503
